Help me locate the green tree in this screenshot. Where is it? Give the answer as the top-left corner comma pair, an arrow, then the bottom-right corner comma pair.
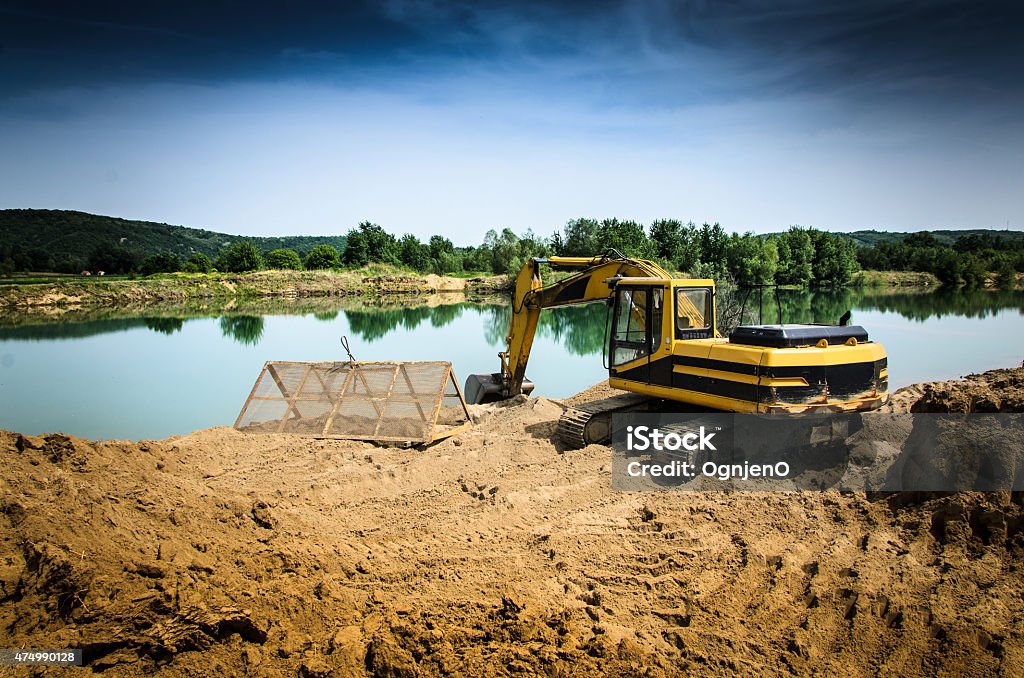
434,251 -> 464,275
305,244 -> 341,269
725,233 -> 778,287
904,231 -> 941,248
429,235 -> 455,261
88,242 -> 143,274
549,231 -> 565,256
490,228 -> 526,274
909,246 -> 940,273
561,218 -> 600,256
343,221 -> 399,266
518,228 -> 548,261
698,222 -> 728,266
809,230 -> 858,287
139,252 -> 181,275
217,240 -> 263,273
461,245 -> 491,273
960,254 -> 988,287
596,219 -> 654,258
265,248 -> 303,270
994,256 -> 1017,289
26,247 -> 53,272
399,234 -> 431,272
933,250 -> 962,285
183,252 -> 213,273
649,219 -> 684,265
774,227 -> 814,287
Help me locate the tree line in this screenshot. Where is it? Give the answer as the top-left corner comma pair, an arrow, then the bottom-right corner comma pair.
857,231 -> 1022,287
201,219 -> 863,289
2,216 -> 1019,289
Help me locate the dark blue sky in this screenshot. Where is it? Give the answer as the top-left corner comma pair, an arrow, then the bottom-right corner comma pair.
1,1 -> 1021,238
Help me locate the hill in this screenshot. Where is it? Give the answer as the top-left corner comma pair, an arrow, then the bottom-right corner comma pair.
0,209 -> 347,263
842,229 -> 1024,248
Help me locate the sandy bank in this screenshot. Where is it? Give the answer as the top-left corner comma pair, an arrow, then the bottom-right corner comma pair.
1,370 -> 1023,675
0,270 -> 509,310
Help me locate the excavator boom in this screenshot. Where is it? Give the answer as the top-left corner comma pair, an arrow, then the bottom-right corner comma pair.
465,251 -> 670,404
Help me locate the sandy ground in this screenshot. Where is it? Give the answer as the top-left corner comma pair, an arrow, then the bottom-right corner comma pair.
2,370 -> 1024,676
1,271 -> 509,310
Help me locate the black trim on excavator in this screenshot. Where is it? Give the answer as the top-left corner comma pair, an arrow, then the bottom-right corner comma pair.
612,356 -> 887,405
672,355 -> 760,376
552,275 -> 592,304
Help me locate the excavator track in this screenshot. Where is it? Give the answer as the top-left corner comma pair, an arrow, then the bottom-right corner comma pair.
556,393 -> 657,449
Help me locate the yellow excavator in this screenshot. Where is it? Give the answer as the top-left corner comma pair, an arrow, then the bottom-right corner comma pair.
465,250 -> 888,448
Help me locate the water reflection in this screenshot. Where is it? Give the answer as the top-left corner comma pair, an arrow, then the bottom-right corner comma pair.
731,286 -> 1024,327
219,315 -> 264,345
143,317 -> 184,335
480,304 -> 610,357
0,287 -> 1020,348
345,305 -> 469,341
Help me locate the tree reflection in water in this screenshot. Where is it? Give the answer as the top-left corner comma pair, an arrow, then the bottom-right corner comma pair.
219,315 -> 265,345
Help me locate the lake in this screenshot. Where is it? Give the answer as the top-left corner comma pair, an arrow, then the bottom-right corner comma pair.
1,286 -> 1022,440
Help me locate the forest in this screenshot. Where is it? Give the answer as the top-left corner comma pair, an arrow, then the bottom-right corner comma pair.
2,209 -> 1022,288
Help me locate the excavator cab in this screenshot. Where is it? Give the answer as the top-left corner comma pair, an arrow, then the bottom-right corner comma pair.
608,280 -> 717,372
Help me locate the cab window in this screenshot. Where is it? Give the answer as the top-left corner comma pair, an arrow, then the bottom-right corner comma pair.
675,288 -> 711,335
612,288 -> 648,366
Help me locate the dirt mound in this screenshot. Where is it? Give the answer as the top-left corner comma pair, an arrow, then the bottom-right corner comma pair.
905,367 -> 1024,413
2,381 -> 1024,674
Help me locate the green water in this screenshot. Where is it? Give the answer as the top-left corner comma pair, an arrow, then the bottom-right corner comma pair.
0,287 -> 1022,440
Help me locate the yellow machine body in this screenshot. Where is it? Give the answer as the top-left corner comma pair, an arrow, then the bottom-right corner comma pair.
465,253 -> 888,413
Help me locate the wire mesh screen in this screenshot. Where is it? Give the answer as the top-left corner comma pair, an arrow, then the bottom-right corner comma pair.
234,361 -> 471,444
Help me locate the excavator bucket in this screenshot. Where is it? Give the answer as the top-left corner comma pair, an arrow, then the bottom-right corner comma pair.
234,360 -> 472,445
464,373 -> 535,405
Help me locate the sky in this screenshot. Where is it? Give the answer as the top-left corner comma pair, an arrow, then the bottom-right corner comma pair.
1,0 -> 1022,243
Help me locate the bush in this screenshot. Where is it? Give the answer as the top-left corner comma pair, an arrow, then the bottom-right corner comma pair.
139,252 -> 181,276
305,244 -> 340,269
995,256 -> 1017,289
185,252 -> 213,273
342,222 -> 399,267
87,242 -> 143,274
265,248 -> 303,270
217,240 -> 263,273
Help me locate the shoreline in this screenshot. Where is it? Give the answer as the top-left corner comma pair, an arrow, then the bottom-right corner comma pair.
0,268 -> 963,312
0,268 -> 510,310
0,288 -> 506,328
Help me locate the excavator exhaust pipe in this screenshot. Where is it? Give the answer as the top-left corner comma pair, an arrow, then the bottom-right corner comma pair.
464,373 -> 535,405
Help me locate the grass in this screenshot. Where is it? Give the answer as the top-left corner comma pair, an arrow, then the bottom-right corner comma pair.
852,270 -> 941,287
0,272 -> 135,286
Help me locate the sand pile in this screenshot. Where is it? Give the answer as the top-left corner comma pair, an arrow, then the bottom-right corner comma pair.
2,378 -> 1023,675
908,367 -> 1024,413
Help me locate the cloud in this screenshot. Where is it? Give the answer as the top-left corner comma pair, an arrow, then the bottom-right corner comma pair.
3,0 -> 1020,115
1,1 -> 1020,235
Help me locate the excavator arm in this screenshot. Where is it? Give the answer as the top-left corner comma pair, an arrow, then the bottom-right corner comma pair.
465,251 -> 672,404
